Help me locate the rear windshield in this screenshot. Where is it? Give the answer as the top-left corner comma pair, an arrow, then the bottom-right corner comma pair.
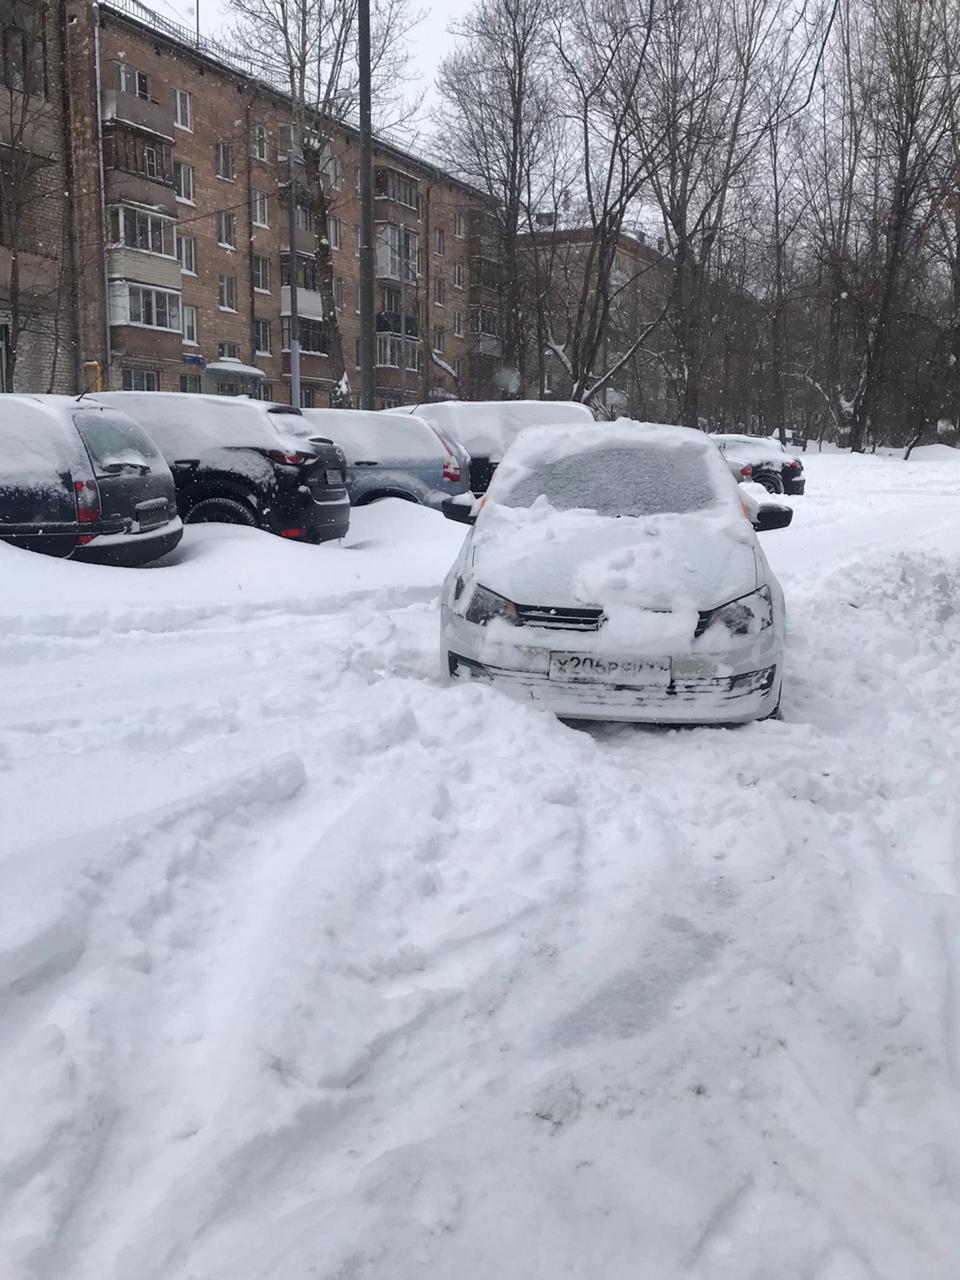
296,411 -> 442,462
73,411 -> 163,477
496,443 -> 718,517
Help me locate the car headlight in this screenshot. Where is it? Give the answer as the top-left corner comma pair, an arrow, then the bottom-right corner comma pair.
460,583 -> 521,626
696,585 -> 773,638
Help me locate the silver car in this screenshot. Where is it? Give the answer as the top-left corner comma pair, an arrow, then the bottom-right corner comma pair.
298,409 -> 470,507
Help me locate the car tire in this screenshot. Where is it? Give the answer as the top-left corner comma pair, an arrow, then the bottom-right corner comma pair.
185,496 -> 258,526
756,472 -> 785,495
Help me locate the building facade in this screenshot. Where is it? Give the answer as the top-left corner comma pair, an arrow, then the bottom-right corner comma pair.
4,0 -> 502,407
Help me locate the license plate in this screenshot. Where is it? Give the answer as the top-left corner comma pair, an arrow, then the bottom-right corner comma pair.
136,500 -> 168,530
325,468 -> 344,485
549,652 -> 671,686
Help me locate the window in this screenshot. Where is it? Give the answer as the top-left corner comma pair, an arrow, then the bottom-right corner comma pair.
381,285 -> 400,312
355,224 -> 361,255
433,276 -> 445,306
454,357 -> 464,380
143,145 -> 159,179
381,223 -> 418,281
472,306 -> 500,336
172,88 -> 192,131
218,273 -> 237,311
173,160 -> 194,203
217,210 -> 237,248
282,317 -> 327,354
0,324 -> 7,391
119,63 -> 148,99
434,226 -> 445,256
108,206 -> 175,256
321,151 -> 342,190
278,123 -> 293,159
295,204 -> 315,233
2,19 -> 44,96
251,122 -> 268,161
453,262 -> 464,289
281,253 -> 322,292
176,233 -> 196,274
104,129 -> 172,183
326,216 -> 340,250
251,190 -> 269,227
182,304 -> 198,344
254,319 -> 272,355
454,210 -> 466,239
252,254 -> 271,292
180,373 -> 202,393
300,387 -> 315,407
128,286 -> 182,332
122,367 -> 159,391
219,340 -> 240,359
376,336 -> 423,372
254,382 -> 274,401
453,310 -> 463,337
432,325 -> 445,353
375,168 -> 418,210
334,277 -> 344,309
215,141 -> 235,181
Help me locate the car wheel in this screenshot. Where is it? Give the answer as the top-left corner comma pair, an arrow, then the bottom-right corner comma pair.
756,472 -> 785,495
185,496 -> 258,526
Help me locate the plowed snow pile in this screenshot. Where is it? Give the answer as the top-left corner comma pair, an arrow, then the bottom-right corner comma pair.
3,452 -> 960,1280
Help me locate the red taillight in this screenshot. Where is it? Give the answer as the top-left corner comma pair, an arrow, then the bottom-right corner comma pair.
280,527 -> 307,539
740,464 -> 753,478
443,459 -> 462,482
267,449 -> 317,466
785,459 -> 801,468
74,478 -> 101,543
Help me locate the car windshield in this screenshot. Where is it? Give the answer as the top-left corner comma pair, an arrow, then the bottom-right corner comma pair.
496,443 -> 719,518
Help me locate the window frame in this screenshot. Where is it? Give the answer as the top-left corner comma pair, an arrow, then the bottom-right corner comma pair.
176,232 -> 196,275
251,122 -> 268,162
254,318 -> 272,356
122,367 -> 159,391
118,62 -> 149,100
215,140 -> 235,182
252,254 -> 271,293
182,303 -> 198,345
127,284 -> 182,333
172,87 -> 192,131
173,160 -> 194,204
218,273 -> 237,312
251,189 -> 269,228
434,226 -> 445,257
217,209 -> 237,249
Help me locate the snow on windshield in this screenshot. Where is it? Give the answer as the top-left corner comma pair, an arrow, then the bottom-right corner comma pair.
91,394 -> 290,456
73,411 -> 162,477
498,443 -> 718,518
0,401 -> 79,487
409,400 -> 594,459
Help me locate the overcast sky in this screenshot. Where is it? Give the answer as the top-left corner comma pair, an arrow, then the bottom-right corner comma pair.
146,0 -> 471,119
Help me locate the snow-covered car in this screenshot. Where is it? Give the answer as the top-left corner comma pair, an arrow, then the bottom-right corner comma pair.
710,433 -> 806,495
90,393 -> 350,542
439,420 -> 792,724
385,400 -> 595,493
292,408 -> 470,507
0,395 -> 182,565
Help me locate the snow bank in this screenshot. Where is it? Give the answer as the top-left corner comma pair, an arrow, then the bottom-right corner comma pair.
4,450 -> 960,1278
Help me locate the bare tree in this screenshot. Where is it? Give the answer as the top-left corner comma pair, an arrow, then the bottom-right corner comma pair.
226,0 -> 421,404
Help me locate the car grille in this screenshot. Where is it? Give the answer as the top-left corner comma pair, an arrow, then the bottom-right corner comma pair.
515,604 -> 605,631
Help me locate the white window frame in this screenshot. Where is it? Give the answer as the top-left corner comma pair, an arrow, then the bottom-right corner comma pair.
122,367 -> 159,391
127,285 -> 182,333
182,303 -> 198,344
215,141 -> 235,181
252,254 -> 271,293
218,273 -> 237,312
255,318 -> 272,356
432,325 -> 445,354
434,226 -> 445,257
454,210 -> 466,239
251,122 -> 268,162
172,88 -> 192,131
251,190 -> 269,228
109,206 -> 175,257
219,340 -> 241,360
433,276 -> 445,307
176,232 -> 196,275
453,310 -> 463,337
217,209 -> 237,249
326,215 -> 341,250
173,160 -> 194,204
119,63 -> 148,99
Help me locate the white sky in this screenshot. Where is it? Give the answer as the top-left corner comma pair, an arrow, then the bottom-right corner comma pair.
143,0 -> 471,119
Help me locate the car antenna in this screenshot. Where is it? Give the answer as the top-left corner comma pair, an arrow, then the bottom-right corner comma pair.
75,388 -> 91,403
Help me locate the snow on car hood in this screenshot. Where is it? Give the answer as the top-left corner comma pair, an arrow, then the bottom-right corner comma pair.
471,503 -> 760,649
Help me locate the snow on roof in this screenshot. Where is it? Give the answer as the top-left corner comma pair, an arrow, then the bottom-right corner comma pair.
203,362 -> 266,379
295,408 -> 444,462
90,392 -> 294,455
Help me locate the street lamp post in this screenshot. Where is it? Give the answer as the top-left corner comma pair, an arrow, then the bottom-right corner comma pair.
357,0 -> 376,410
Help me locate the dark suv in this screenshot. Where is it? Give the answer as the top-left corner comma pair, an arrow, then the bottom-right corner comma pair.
0,396 -> 182,564
91,393 -> 350,542
710,433 -> 806,495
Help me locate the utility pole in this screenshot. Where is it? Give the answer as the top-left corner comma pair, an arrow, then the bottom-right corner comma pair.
399,218 -> 407,404
286,138 -> 301,409
358,0 -> 376,410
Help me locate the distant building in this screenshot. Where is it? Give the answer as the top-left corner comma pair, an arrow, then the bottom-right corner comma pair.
2,0 -> 501,406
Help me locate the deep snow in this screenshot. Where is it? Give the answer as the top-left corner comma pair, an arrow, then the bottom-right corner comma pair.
3,451 -> 960,1279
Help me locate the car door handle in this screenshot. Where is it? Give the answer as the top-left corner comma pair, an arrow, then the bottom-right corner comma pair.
353,460 -> 379,466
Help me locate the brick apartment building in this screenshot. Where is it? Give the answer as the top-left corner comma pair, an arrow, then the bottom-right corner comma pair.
2,0 -> 503,406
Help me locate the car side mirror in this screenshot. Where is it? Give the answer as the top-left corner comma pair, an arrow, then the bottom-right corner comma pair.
441,497 -> 477,525
753,503 -> 793,532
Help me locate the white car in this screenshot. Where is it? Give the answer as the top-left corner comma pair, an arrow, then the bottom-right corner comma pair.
439,420 -> 792,725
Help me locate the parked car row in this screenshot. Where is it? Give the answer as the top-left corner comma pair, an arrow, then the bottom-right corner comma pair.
710,432 -> 806,495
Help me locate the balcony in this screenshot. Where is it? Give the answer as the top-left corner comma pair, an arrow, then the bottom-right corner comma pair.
0,246 -> 58,305
106,248 -> 182,290
281,285 -> 325,321
376,311 -> 419,339
280,226 -> 317,255
101,89 -> 175,141
105,169 -> 177,217
471,333 -> 502,358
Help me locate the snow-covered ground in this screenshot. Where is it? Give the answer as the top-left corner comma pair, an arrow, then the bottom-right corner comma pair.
3,450 -> 960,1280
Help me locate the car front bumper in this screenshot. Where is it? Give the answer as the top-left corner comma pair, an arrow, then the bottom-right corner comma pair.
441,610 -> 782,725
